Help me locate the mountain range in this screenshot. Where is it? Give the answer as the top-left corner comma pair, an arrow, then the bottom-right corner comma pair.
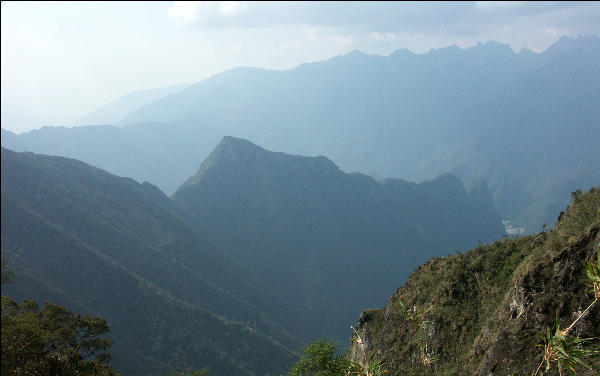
3,36 -> 598,233
76,83 -> 190,126
0,147 -> 301,376
2,136 -> 505,375
173,136 -> 505,342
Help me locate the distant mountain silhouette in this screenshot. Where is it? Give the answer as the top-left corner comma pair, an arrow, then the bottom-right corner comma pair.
0,147 -> 301,376
173,137 -> 506,343
3,36 -> 598,232
76,83 -> 189,126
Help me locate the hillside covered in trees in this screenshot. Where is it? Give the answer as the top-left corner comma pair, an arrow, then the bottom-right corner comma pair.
0,147 -> 302,376
0,141 -> 507,375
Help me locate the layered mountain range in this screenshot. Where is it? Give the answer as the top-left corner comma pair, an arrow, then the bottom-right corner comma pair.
3,36 -> 599,233
173,136 -> 504,342
0,147 -> 302,376
2,136 -> 505,375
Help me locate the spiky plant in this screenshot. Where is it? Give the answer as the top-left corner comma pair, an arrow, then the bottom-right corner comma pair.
419,343 -> 439,367
586,251 -> 600,301
533,252 -> 600,375
347,358 -> 385,376
533,322 -> 598,375
396,301 -> 438,367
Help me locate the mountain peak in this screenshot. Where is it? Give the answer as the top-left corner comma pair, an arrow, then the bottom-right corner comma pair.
212,136 -> 268,163
219,135 -> 263,149
428,44 -> 461,55
176,136 -> 341,193
346,49 -> 367,57
543,35 -> 600,56
389,48 -> 413,59
177,136 -> 264,190
475,40 -> 514,53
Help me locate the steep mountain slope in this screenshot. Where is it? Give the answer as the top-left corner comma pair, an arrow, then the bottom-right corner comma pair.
0,122 -> 212,195
2,36 -> 598,231
350,188 -> 600,375
76,83 -> 190,126
0,148 -> 301,376
173,136 -> 505,344
413,37 -> 600,232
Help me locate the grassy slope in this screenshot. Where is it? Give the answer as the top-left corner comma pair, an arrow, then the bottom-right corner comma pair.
351,188 -> 599,375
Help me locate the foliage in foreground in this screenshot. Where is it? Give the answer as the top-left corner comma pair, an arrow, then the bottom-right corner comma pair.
1,294 -> 119,376
347,187 -> 600,375
288,339 -> 351,376
533,251 -> 600,375
287,339 -> 387,376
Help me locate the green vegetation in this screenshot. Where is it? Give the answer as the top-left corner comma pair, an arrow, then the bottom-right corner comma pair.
350,187 -> 600,375
2,261 -> 214,376
3,132 -> 598,375
1,265 -> 119,376
287,339 -> 386,376
533,251 -> 600,375
1,148 -> 300,376
395,301 -> 438,367
288,340 -> 350,376
535,323 -> 597,375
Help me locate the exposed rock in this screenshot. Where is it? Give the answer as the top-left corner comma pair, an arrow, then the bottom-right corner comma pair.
350,188 -> 600,375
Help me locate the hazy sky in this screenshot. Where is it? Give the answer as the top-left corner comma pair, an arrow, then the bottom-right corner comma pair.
2,1 -> 599,133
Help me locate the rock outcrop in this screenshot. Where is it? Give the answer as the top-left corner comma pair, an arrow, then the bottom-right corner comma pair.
350,188 -> 600,375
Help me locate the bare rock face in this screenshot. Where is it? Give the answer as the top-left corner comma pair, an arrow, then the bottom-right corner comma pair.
350,188 -> 600,376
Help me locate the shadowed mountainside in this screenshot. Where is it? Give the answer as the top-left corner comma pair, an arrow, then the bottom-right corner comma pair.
0,147 -> 302,376
173,136 -> 506,344
2,37 -> 598,233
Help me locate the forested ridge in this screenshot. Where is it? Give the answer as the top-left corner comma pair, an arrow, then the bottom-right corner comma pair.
1,140 -> 506,375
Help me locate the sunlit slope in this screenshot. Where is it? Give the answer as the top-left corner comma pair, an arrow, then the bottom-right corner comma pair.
351,188 -> 600,375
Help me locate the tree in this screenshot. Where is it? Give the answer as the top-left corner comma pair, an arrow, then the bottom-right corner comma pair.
1,296 -> 119,376
288,339 -> 350,376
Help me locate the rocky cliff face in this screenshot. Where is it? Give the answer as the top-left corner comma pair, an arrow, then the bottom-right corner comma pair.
350,188 -> 600,375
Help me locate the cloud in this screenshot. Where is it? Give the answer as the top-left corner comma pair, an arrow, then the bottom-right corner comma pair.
166,2 -> 600,54
167,2 -> 597,34
168,1 -> 247,26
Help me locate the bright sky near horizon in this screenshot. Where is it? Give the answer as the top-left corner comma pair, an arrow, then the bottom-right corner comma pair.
2,1 -> 600,134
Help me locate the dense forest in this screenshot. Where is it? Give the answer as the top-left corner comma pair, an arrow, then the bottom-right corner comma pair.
1,136 -> 506,374
3,186 -> 598,375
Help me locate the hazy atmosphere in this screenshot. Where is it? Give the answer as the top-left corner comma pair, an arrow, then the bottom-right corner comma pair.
2,1 -> 600,133
2,2 -> 600,376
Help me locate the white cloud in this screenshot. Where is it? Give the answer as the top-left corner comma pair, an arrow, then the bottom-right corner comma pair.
168,1 -> 247,26
474,1 -> 526,8
219,1 -> 244,15
168,2 -> 203,25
